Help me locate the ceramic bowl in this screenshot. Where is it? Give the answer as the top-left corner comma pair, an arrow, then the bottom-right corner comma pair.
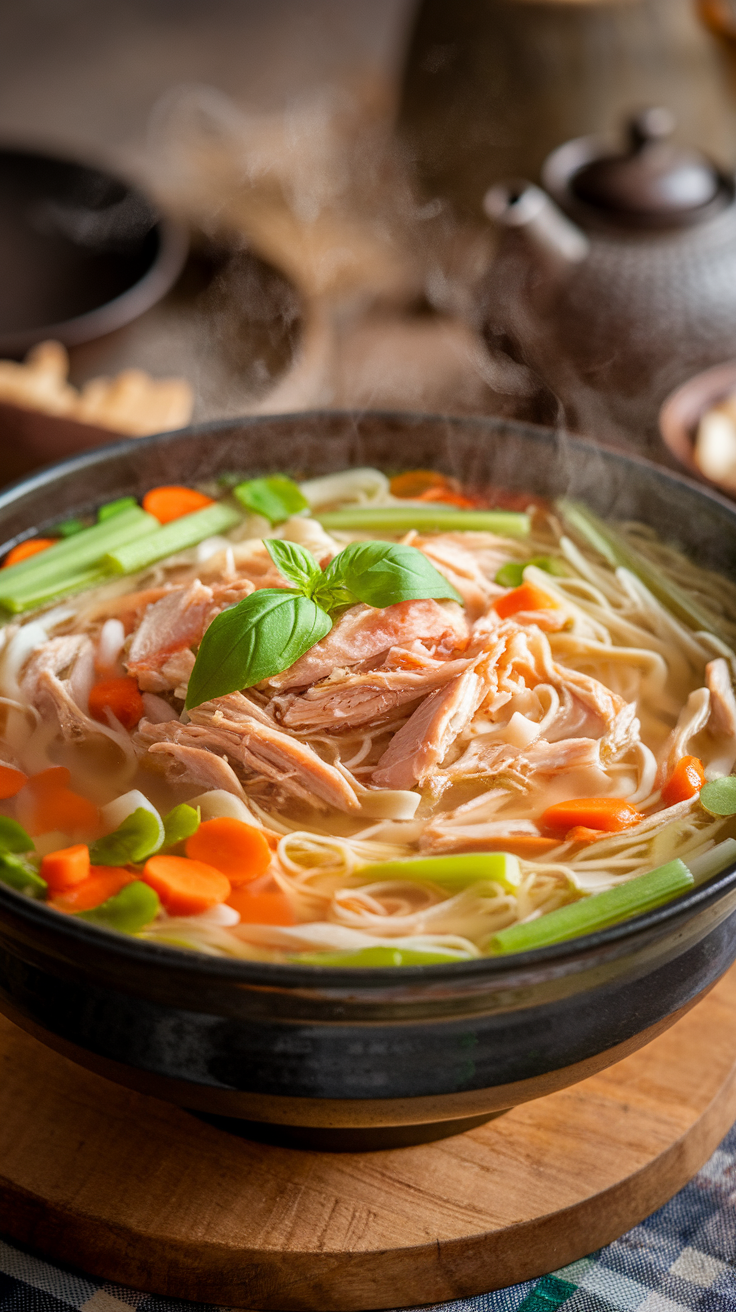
1,412 -> 736,1151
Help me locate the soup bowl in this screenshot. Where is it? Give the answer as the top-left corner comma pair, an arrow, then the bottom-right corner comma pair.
1,411 -> 736,1150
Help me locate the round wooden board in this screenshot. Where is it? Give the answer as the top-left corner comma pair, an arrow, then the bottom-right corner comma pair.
4,967 -> 736,1312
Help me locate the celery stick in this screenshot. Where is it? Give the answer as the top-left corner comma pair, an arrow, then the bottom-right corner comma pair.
316,507 -> 531,536
291,945 -> 473,967
356,852 -> 521,892
2,565 -> 110,614
557,500 -> 721,637
0,506 -> 157,592
105,502 -> 241,574
489,859 -> 693,955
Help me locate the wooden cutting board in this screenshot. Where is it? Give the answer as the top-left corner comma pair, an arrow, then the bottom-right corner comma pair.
2,965 -> 736,1312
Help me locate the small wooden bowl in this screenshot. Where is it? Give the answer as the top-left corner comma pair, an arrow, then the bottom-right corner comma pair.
659,359 -> 736,493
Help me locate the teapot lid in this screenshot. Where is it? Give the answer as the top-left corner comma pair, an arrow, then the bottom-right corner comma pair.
567,108 -> 725,227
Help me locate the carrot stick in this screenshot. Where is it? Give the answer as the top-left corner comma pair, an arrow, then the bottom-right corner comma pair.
51,866 -> 135,913
142,486 -> 215,525
41,843 -> 90,891
662,755 -> 705,806
493,581 -> 560,619
16,767 -> 100,837
0,764 -> 27,798
227,881 -> 296,925
142,854 -> 231,915
185,817 -> 271,886
88,676 -> 144,730
542,797 -> 643,835
3,539 -> 56,568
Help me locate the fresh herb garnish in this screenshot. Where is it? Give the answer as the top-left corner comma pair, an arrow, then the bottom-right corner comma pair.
186,538 -> 462,709
234,476 -> 308,526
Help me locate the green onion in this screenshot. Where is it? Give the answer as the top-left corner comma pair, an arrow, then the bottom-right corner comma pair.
105,502 -> 241,575
98,497 -> 138,522
356,852 -> 521,892
0,506 -> 157,594
291,945 -> 473,967
316,507 -> 531,536
489,859 -> 693,955
557,500 -> 722,638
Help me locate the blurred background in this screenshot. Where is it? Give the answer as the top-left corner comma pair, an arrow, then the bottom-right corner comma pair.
4,0 -> 736,474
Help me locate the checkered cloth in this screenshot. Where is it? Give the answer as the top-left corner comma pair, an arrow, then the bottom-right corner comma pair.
4,1122 -> 736,1312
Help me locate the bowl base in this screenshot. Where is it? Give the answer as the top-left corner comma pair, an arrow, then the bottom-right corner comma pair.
191,1108 -> 505,1151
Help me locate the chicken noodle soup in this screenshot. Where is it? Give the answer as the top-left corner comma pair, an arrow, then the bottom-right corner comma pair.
0,468 -> 734,964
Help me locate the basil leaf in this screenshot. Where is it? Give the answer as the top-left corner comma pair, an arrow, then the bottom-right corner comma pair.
162,804 -> 200,849
265,539 -> 323,594
90,808 -> 163,866
0,816 -> 33,853
700,777 -> 736,816
0,853 -> 46,898
320,541 -> 463,608
234,476 -> 308,526
186,589 -> 333,709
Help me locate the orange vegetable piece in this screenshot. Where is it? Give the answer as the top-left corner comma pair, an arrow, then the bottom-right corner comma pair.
142,854 -> 230,916
3,538 -> 56,567
185,817 -> 271,886
566,826 -> 605,845
0,764 -> 27,798
227,881 -> 296,925
494,582 -> 560,619
142,486 -> 215,525
417,486 -> 477,509
88,676 -> 144,731
389,470 -> 452,499
542,797 -> 643,835
41,843 -> 90,891
16,767 -> 100,838
51,866 -> 135,914
662,755 -> 706,807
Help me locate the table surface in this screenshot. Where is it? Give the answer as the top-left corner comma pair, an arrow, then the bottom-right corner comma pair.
4,1117 -> 736,1312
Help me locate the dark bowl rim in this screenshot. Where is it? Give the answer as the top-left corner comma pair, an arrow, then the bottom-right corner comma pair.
1,408 -> 735,988
0,140 -> 189,356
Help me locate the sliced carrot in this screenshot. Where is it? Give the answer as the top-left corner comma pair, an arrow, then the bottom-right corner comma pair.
3,538 -> 56,568
417,487 -> 478,509
0,764 -> 27,799
41,843 -> 90,891
227,881 -> 296,925
542,798 -> 643,835
662,755 -> 706,807
185,817 -> 271,886
566,826 -> 605,845
51,866 -> 135,913
89,676 -> 144,731
16,767 -> 100,838
142,854 -> 230,915
494,582 -> 560,619
142,486 -> 215,525
389,470 -> 453,499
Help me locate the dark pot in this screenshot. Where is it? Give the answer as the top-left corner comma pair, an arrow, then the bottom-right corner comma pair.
0,411 -> 735,1151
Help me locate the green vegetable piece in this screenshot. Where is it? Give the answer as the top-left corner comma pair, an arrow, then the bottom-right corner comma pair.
56,518 -> 86,538
292,945 -> 472,967
319,540 -> 463,608
700,777 -> 736,816
0,817 -> 33,853
356,852 -> 521,892
98,496 -> 138,521
0,853 -> 46,899
234,476 -> 308,525
557,500 -> 724,640
78,880 -> 160,933
494,556 -> 565,589
1,565 -> 110,614
186,589 -> 332,709
316,507 -> 531,536
265,539 -> 323,594
105,502 -> 241,575
90,808 -> 163,866
489,859 -> 693,955
162,804 -> 201,848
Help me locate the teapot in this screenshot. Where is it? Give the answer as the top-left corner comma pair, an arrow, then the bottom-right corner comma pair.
481,108 -> 736,451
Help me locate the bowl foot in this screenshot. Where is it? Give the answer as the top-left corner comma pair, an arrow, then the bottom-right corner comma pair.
190,1108 -> 506,1150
